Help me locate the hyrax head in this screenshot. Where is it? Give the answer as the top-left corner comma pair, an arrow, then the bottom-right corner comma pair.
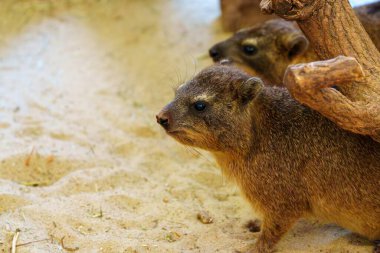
156,64 -> 264,153
209,19 -> 309,85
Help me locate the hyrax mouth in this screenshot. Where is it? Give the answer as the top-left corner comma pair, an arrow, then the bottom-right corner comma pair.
156,110 -> 189,139
156,109 -> 196,145
167,130 -> 194,146
166,129 -> 187,137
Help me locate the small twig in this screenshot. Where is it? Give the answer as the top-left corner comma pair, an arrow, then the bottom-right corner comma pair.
25,147 -> 36,167
90,207 -> 103,218
16,238 -> 49,247
20,179 -> 49,187
46,155 -> 55,164
60,236 -> 79,252
11,229 -> 20,253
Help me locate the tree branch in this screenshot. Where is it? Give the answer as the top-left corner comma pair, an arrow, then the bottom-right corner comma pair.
260,0 -> 322,20
260,0 -> 380,142
285,56 -> 380,140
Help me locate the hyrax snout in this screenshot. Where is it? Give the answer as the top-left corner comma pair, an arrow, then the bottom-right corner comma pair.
157,64 -> 380,253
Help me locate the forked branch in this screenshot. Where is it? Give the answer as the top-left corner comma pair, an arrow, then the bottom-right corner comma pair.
285,56 -> 380,141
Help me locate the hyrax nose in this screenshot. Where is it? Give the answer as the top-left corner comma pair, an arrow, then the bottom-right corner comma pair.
156,111 -> 170,129
209,47 -> 220,60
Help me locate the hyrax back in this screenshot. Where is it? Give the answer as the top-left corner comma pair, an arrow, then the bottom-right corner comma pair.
210,3 -> 380,86
157,64 -> 380,252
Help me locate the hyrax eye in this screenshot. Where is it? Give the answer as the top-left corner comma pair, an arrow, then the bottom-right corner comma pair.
193,101 -> 207,112
242,44 -> 258,56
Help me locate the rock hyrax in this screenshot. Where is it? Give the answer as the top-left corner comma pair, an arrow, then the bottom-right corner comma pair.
209,19 -> 316,85
210,3 -> 380,86
157,64 -> 380,253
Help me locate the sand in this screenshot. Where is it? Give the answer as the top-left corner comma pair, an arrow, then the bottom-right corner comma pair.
0,1 -> 375,252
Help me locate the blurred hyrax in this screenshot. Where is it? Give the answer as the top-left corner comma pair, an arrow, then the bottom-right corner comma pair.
209,19 -> 316,85
156,64 -> 380,253
210,2 -> 380,85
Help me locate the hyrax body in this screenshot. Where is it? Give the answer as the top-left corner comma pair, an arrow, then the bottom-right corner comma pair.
210,2 -> 380,85
157,65 -> 380,252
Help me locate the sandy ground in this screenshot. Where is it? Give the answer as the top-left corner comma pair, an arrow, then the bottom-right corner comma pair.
0,1 -> 375,252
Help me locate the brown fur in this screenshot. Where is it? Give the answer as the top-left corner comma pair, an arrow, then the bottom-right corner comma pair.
355,2 -> 380,50
157,64 -> 380,253
210,3 -> 380,85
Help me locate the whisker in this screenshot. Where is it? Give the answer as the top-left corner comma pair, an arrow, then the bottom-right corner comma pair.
184,57 -> 189,83
175,68 -> 181,86
184,146 -> 199,157
191,56 -> 198,79
190,147 -> 218,168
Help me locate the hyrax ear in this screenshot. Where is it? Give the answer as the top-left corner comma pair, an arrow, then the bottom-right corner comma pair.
282,33 -> 309,60
238,77 -> 264,105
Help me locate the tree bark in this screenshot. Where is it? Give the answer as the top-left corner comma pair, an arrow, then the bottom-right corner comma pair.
260,0 -> 380,142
